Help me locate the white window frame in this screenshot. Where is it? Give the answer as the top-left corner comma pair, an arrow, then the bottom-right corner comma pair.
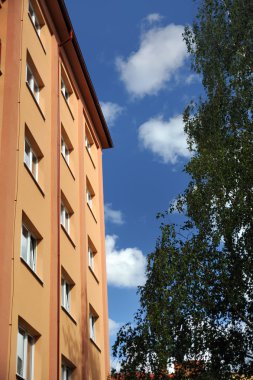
89,314 -> 96,341
61,204 -> 70,234
88,246 -> 94,270
17,327 -> 35,380
26,64 -> 40,103
61,137 -> 70,165
28,0 -> 41,36
85,136 -> 91,154
61,365 -> 72,380
61,79 -> 70,103
86,189 -> 92,209
61,278 -> 71,313
21,225 -> 37,272
24,139 -> 38,180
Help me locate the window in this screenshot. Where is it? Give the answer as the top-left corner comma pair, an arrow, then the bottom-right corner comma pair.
61,137 -> 70,165
61,278 -> 71,313
86,189 -> 92,209
89,314 -> 96,341
24,139 -> 38,180
21,225 -> 37,272
88,246 -> 94,270
28,0 -> 41,35
61,365 -> 72,380
85,136 -> 91,154
61,79 -> 70,103
17,327 -> 34,380
61,204 -> 70,234
26,64 -> 40,103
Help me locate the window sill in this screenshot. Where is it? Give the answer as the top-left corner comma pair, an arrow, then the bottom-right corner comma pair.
86,147 -> 96,169
88,266 -> 99,284
90,337 -> 101,352
26,82 -> 45,121
20,257 -> 44,286
62,92 -> 74,120
61,306 -> 77,325
24,163 -> 45,197
61,153 -> 75,180
87,203 -> 97,224
28,13 -> 46,55
61,224 -> 76,249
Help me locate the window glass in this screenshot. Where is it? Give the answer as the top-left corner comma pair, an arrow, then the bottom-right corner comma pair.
17,329 -> 25,377
61,138 -> 70,165
88,247 -> 94,270
62,365 -> 72,380
21,226 -> 29,263
61,79 -> 69,102
26,335 -> 33,379
61,279 -> 71,312
29,236 -> 36,271
61,204 -> 70,233
28,1 -> 41,35
26,64 -> 40,103
86,190 -> 92,209
89,314 -> 96,341
17,327 -> 34,380
21,225 -> 37,272
85,136 -> 91,153
24,140 -> 38,180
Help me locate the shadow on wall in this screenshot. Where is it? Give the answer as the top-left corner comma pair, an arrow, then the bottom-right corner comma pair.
61,314 -> 103,379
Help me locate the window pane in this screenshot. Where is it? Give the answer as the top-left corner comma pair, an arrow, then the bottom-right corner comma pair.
65,284 -> 70,312
61,204 -> 65,226
65,147 -> 70,164
87,191 -> 92,208
88,247 -> 94,269
61,279 -> 65,308
32,154 -> 38,179
33,79 -> 40,102
17,330 -> 25,376
35,19 -> 40,35
28,2 -> 34,18
26,335 -> 33,380
24,140 -> 31,168
90,315 -> 95,340
29,236 -> 36,271
65,212 -> 70,233
61,138 -> 65,156
21,226 -> 28,262
66,367 -> 72,379
26,66 -> 33,90
85,137 -> 91,153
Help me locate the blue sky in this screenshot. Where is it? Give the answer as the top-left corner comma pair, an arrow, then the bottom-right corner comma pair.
65,0 -> 201,367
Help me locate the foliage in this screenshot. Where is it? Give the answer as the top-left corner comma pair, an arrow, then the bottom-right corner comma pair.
112,0 -> 253,379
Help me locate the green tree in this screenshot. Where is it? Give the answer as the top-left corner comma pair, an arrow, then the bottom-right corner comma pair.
112,0 -> 253,378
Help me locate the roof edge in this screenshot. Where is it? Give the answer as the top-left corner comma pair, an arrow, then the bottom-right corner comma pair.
57,0 -> 113,149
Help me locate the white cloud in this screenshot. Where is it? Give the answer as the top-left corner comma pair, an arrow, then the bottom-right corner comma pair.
100,101 -> 123,126
145,13 -> 163,25
185,73 -> 201,84
109,318 -> 122,337
116,23 -> 187,97
106,235 -> 146,288
138,114 -> 190,164
104,203 -> 124,225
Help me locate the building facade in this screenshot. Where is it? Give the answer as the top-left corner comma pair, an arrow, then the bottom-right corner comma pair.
0,0 -> 112,379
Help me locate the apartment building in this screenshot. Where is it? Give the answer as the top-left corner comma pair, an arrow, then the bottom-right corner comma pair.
0,0 -> 112,379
